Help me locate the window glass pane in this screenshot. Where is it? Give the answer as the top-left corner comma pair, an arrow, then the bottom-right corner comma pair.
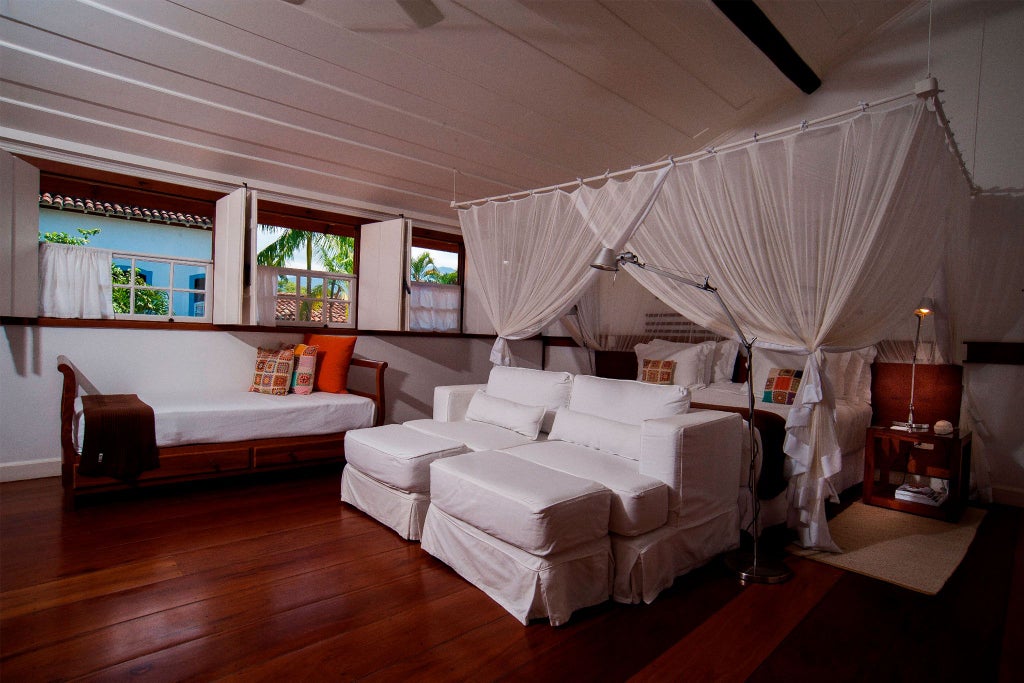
133,288 -> 169,316
326,301 -> 349,323
173,264 -> 207,290
324,277 -> 350,300
277,273 -> 296,295
297,299 -> 319,322
411,247 -> 459,283
135,260 -> 170,287
299,275 -> 324,296
172,291 -> 205,317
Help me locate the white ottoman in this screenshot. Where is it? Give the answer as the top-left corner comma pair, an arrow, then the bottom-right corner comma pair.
341,424 -> 467,540
421,451 -> 614,625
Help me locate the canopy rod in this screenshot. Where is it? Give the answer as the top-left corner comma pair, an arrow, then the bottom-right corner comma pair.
454,87 -> 936,209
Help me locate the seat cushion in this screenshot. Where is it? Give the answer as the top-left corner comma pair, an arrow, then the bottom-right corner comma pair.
344,424 -> 467,493
504,441 -> 668,537
404,418 -> 536,452
429,451 -> 610,556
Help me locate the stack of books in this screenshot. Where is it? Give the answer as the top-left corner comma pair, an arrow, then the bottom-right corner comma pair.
895,483 -> 948,507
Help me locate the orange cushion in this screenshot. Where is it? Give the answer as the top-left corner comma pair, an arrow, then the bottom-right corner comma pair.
305,334 -> 356,393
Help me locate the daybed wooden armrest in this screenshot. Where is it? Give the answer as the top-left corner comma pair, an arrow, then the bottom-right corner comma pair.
348,357 -> 388,427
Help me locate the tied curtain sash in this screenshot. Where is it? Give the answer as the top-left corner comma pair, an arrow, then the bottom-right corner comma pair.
79,394 -> 159,481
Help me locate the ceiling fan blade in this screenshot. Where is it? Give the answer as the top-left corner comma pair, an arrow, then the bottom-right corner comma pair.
396,0 -> 443,28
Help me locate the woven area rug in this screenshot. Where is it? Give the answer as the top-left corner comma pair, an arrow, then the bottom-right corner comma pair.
788,502 -> 986,595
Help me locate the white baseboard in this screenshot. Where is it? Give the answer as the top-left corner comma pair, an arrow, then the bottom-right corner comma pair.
992,484 -> 1024,508
0,458 -> 61,482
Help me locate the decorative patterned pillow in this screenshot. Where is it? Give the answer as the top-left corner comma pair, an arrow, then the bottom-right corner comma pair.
640,359 -> 676,385
250,346 -> 295,396
762,367 -> 803,405
290,343 -> 318,395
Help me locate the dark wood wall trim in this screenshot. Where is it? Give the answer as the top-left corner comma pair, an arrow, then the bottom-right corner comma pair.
964,341 -> 1024,365
0,317 -> 496,340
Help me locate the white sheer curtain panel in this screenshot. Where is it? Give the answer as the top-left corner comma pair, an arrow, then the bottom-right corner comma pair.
624,99 -> 969,550
569,268 -> 680,351
458,167 -> 670,365
255,266 -> 279,326
410,282 -> 460,332
38,242 -> 114,319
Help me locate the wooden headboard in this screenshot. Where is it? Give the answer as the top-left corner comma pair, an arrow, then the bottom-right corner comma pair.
870,362 -> 963,428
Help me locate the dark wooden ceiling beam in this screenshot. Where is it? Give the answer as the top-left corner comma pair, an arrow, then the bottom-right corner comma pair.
713,0 -> 821,94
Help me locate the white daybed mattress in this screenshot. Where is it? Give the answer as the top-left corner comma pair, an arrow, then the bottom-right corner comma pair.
74,390 -> 376,449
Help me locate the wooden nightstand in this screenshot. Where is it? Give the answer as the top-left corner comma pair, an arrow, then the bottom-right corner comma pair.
862,426 -> 971,522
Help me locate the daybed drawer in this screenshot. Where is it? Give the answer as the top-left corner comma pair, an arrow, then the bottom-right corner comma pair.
155,446 -> 252,476
72,445 -> 250,489
253,436 -> 345,468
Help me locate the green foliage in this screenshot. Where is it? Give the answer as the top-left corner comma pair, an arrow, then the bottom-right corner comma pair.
39,228 -> 100,245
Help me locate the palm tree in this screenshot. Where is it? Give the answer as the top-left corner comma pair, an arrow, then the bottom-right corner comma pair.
410,251 -> 441,282
257,225 -> 354,274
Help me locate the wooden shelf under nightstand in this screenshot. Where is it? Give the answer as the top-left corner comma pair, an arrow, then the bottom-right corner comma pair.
862,426 -> 972,522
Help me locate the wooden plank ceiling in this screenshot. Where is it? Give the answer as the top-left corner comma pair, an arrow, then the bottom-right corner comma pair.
0,0 -> 912,227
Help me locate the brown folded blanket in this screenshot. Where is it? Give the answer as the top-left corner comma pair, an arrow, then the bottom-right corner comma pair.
79,394 -> 159,481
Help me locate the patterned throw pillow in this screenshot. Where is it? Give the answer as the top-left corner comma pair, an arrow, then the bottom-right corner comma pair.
640,359 -> 676,385
290,344 -> 319,395
762,367 -> 803,404
250,346 -> 295,396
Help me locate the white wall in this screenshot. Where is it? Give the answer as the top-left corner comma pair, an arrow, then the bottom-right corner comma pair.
0,325 -> 541,481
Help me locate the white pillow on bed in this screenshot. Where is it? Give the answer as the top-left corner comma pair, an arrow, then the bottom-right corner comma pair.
634,339 -> 715,388
465,390 -> 546,439
750,347 -> 877,404
711,339 -> 740,383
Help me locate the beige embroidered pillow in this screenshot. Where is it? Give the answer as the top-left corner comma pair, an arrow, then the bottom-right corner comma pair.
640,358 -> 676,385
250,346 -> 295,396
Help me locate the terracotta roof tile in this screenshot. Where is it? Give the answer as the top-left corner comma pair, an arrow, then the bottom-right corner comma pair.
38,193 -> 213,228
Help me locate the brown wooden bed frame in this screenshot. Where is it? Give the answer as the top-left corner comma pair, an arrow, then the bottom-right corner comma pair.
58,356 -> 387,509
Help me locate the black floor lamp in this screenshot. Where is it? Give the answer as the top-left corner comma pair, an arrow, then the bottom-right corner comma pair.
591,248 -> 792,585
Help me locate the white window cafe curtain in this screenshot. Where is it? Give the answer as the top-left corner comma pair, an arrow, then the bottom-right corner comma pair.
255,265 -> 279,326
625,98 -> 970,550
38,242 -> 114,319
410,281 -> 460,332
457,166 -> 670,365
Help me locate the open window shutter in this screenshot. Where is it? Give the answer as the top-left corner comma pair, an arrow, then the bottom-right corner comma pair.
1,151 -> 40,317
242,189 -> 259,325
357,217 -> 410,330
213,187 -> 246,324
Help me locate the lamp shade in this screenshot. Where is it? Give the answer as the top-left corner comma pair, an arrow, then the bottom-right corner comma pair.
915,297 -> 936,317
590,247 -> 620,271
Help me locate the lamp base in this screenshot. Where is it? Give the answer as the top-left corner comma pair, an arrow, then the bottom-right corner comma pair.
722,548 -> 793,585
891,420 -> 930,432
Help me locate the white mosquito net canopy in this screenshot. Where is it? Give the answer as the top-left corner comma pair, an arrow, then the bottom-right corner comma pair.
457,93 -> 971,551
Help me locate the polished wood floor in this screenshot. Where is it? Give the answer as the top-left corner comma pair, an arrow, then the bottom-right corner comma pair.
1,468 -> 1021,682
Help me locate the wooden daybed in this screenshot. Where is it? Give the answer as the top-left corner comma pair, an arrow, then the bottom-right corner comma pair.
58,355 -> 387,508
